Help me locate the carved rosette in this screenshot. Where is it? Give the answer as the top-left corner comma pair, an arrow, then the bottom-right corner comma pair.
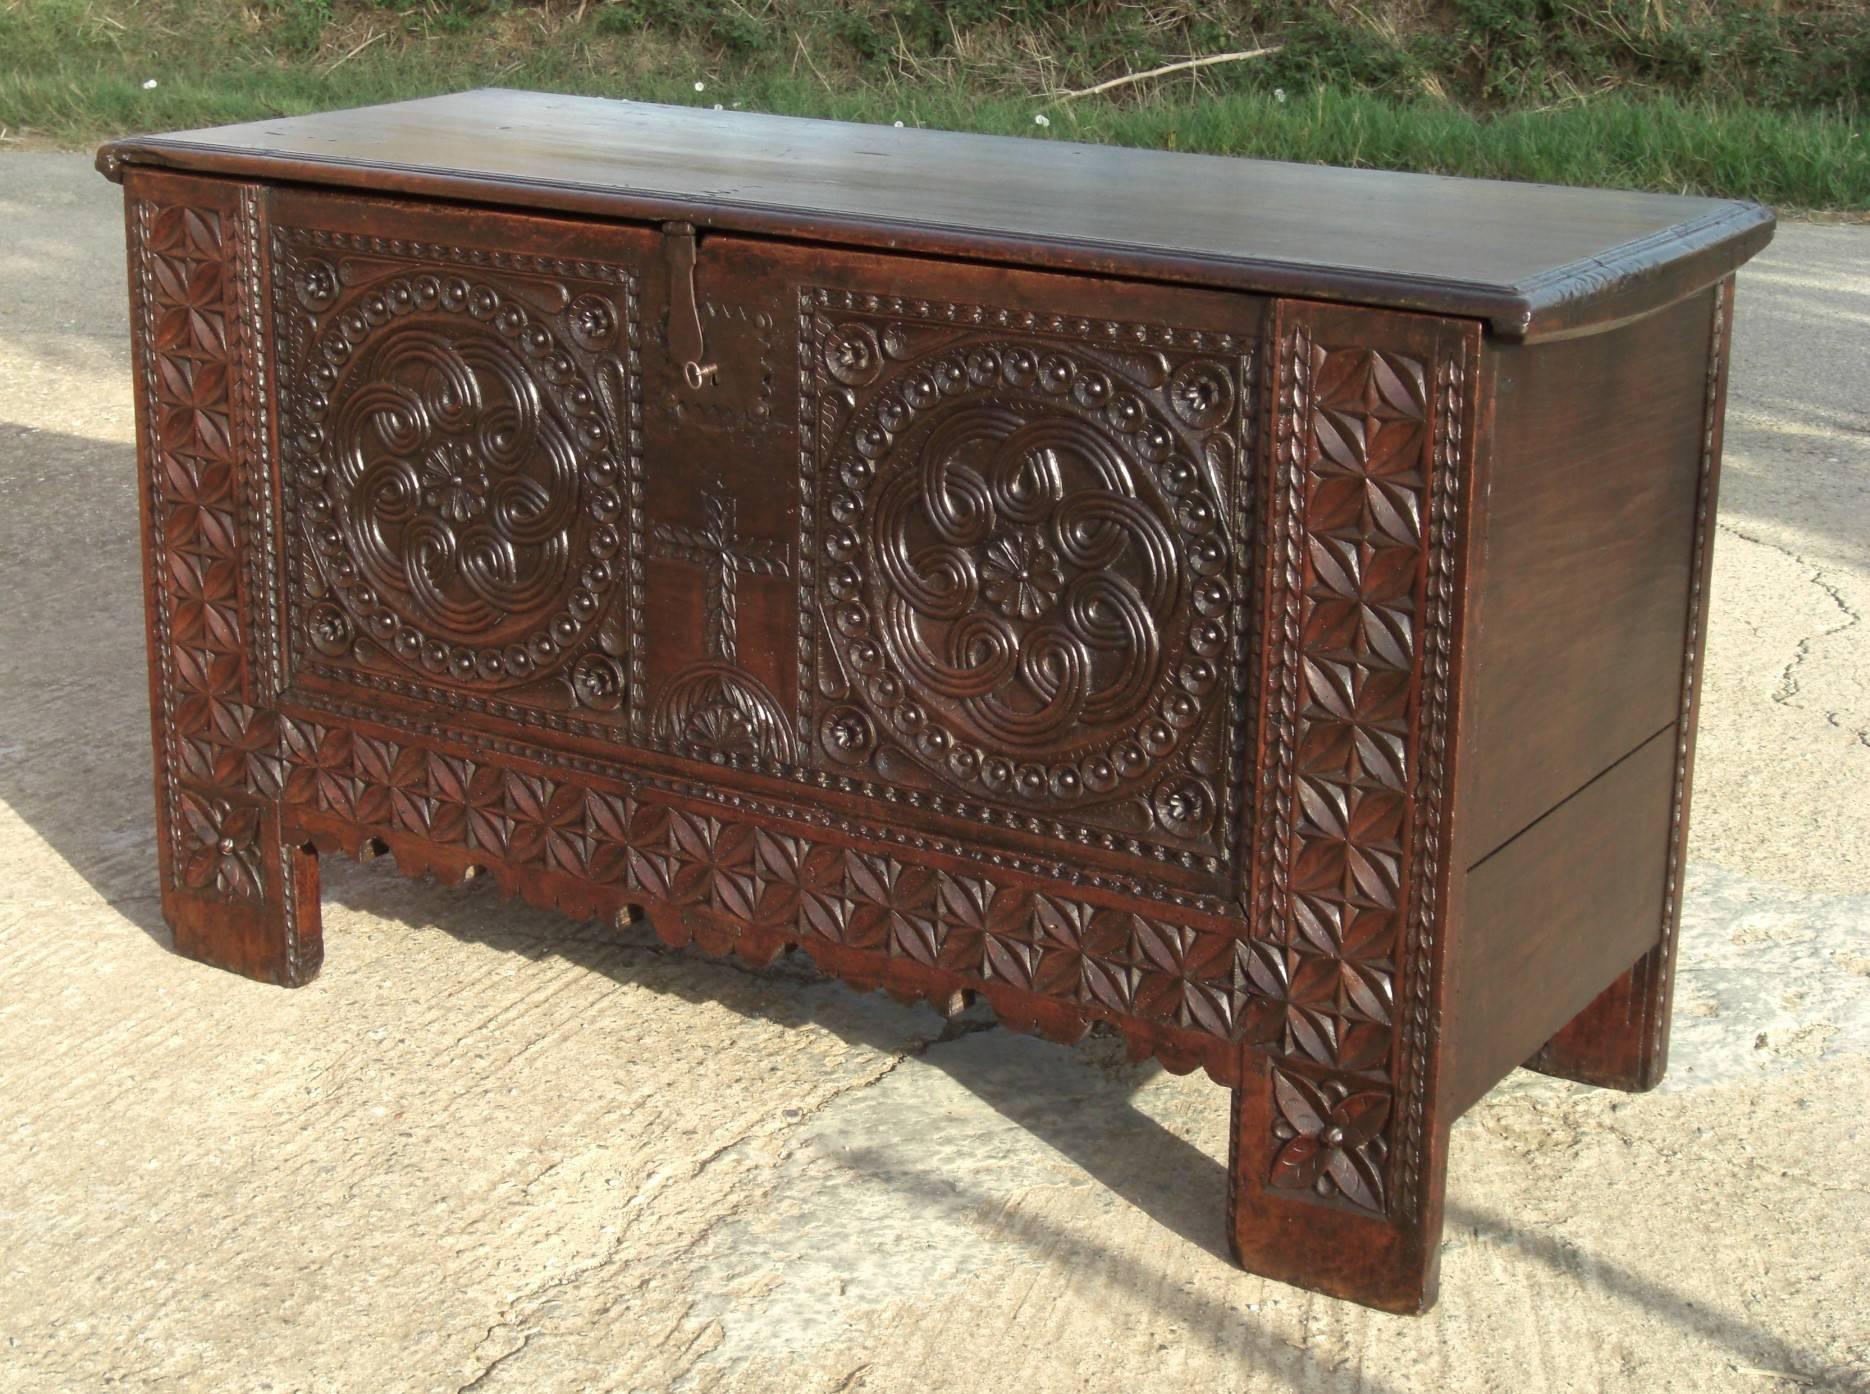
801,290 -> 1254,878
1254,307 -> 1473,1218
273,227 -> 642,729
1268,1065 -> 1390,1213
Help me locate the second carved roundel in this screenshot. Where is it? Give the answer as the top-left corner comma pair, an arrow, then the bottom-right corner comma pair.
811,305 -> 1246,843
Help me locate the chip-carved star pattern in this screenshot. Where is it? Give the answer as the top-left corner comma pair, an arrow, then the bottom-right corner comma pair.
275,713 -> 1289,1070
132,190 -> 279,909
1254,314 -> 1466,1218
1268,1065 -> 1390,1214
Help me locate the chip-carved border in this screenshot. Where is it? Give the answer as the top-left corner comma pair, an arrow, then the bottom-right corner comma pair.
274,705 -> 1288,1082
1255,304 -> 1475,1218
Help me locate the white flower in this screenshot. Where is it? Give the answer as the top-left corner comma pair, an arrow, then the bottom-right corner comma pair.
1274,87 -> 1287,103
142,79 -> 158,90
694,80 -> 706,92
1033,112 -> 1050,127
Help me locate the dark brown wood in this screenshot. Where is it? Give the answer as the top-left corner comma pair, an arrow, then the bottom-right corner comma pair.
1458,288 -> 1719,860
1445,725 -> 1679,1117
97,89 -> 1773,342
1529,279 -> 1736,1092
104,93 -> 1768,1318
1229,1049 -> 1450,1314
1231,298 -> 1478,1313
125,169 -> 323,988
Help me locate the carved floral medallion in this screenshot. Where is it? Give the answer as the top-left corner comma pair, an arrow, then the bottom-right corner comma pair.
802,291 -> 1254,874
273,227 -> 642,725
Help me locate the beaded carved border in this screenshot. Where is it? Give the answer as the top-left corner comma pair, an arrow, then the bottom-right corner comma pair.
1651,278 -> 1732,1068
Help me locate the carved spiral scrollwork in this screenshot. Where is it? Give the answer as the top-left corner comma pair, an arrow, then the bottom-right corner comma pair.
820,334 -> 1234,813
283,262 -> 632,690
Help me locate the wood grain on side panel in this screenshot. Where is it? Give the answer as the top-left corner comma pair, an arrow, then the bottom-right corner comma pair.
1459,290 -> 1716,865
1445,725 -> 1677,1116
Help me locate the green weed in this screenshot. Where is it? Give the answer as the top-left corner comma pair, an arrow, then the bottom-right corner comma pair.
1,0 -> 1863,208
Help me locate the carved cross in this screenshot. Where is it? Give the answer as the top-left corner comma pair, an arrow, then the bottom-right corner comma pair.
648,489 -> 791,665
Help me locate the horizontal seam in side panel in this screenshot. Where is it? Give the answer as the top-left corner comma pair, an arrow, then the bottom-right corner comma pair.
1463,719 -> 1676,876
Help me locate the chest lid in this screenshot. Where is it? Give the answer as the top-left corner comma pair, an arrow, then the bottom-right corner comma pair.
98,87 -> 1772,342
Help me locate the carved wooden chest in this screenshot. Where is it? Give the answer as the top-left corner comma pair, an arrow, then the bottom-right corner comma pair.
98,90 -> 1772,1313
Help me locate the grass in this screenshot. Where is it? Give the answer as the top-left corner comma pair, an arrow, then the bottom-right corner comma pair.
2,0 -> 1866,209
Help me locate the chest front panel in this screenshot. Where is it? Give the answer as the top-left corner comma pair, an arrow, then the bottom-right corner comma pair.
267,196 -> 1266,905
126,161 -> 1488,1233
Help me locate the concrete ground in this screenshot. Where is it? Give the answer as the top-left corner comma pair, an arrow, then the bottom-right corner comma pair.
0,151 -> 1865,1394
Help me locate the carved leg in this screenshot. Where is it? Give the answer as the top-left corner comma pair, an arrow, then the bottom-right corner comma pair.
1227,1054 -> 1448,1314
160,813 -> 324,987
128,169 -> 322,986
1228,302 -> 1476,1313
1528,946 -> 1670,1091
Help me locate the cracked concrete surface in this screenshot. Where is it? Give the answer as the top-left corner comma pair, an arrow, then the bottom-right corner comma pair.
1,153 -> 1866,1393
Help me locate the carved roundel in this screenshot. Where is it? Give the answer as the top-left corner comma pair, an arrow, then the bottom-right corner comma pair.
819,336 -> 1235,811
288,266 -> 626,687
